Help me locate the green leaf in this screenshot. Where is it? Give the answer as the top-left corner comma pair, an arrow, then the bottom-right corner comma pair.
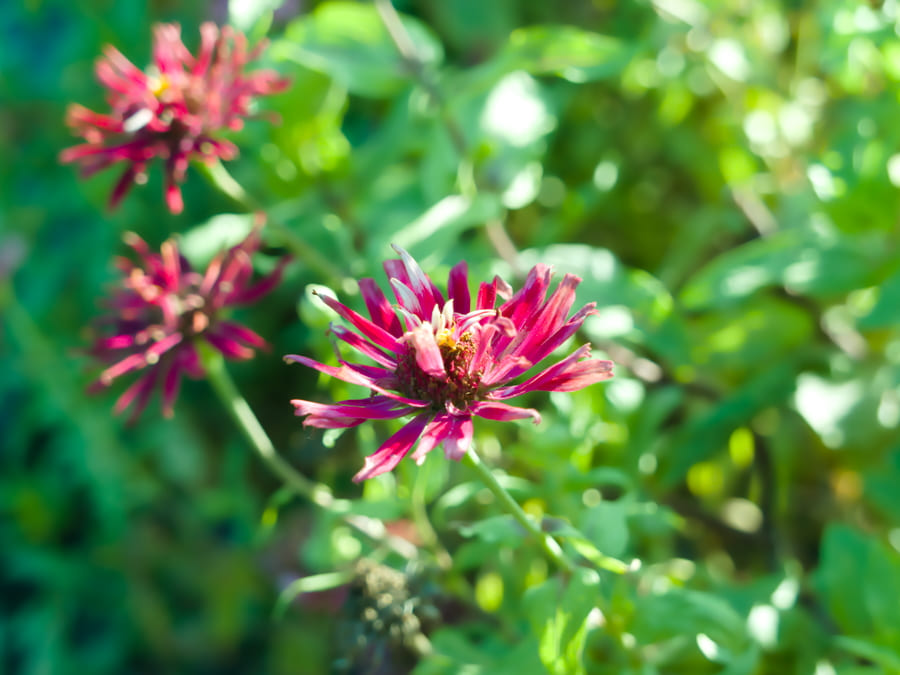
274,2 -> 443,98
630,589 -> 748,653
576,501 -> 629,559
497,26 -> 630,82
833,636 -> 900,672
680,227 -> 887,310
524,569 -> 601,675
658,364 -> 798,486
179,213 -> 255,267
229,0 -> 279,38
815,524 -> 900,644
858,265 -> 900,329
458,514 -> 525,544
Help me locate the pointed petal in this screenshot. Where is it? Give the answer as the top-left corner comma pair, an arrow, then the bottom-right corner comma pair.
112,371 -> 156,417
411,414 -> 454,464
204,331 -> 256,360
390,245 -> 444,311
292,396 -> 414,429
499,264 -> 553,326
442,416 -> 473,461
390,278 -> 424,316
359,277 -> 403,336
447,261 -> 470,314
283,354 -> 429,407
493,344 -> 614,398
317,292 -> 400,352
330,324 -> 396,368
352,414 -> 431,482
216,320 -> 268,349
160,360 -> 182,417
469,401 -> 541,424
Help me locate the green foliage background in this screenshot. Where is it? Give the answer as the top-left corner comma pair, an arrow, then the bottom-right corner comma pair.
3,0 -> 900,673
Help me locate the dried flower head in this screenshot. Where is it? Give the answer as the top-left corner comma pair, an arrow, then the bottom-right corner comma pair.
89,226 -> 287,421
286,247 -> 613,482
60,22 -> 289,213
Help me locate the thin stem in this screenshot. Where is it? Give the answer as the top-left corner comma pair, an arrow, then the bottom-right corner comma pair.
197,159 -> 345,284
373,0 -> 519,267
411,464 -> 453,570
201,346 -> 417,560
462,447 -> 575,574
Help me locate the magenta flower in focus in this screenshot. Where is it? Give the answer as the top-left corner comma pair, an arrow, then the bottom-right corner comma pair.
89,226 -> 288,421
286,247 -> 614,482
60,22 -> 289,214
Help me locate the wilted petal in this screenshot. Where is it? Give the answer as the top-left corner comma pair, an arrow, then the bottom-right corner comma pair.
400,324 -> 446,378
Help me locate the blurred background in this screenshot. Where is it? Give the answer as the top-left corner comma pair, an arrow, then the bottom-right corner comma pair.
3,0 -> 900,673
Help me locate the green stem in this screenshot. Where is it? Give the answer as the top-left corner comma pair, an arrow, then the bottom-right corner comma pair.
196,160 -> 345,284
411,464 -> 453,570
201,346 -> 417,560
373,0 -> 520,271
463,448 -> 575,574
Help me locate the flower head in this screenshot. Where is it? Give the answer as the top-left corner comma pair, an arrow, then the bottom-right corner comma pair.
89,225 -> 288,421
286,247 -> 613,482
60,22 -> 289,213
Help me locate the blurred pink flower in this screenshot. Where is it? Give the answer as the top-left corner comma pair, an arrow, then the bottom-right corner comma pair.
286,247 -> 614,482
89,226 -> 288,421
60,22 -> 289,213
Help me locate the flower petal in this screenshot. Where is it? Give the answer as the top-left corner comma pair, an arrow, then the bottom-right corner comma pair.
447,261 -> 470,314
492,344 -> 614,398
442,416 -> 473,461
316,292 -> 400,353
353,414 -> 431,482
359,277 -> 403,336
283,354 -> 429,407
410,414 -> 454,464
469,400 -> 541,424
400,324 -> 446,378
292,396 -> 415,429
330,324 -> 397,368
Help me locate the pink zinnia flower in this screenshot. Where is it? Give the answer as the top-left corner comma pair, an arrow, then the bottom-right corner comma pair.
60,22 -> 289,213
89,226 -> 288,421
286,247 -> 614,482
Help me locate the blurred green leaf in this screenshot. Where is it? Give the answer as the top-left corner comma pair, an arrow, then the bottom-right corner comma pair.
458,514 -> 525,544
630,588 -> 748,653
576,501 -> 630,559
658,364 -> 798,486
815,524 -> 900,645
495,26 -> 630,82
229,0 -> 278,38
274,2 -> 443,98
858,265 -> 900,329
680,227 -> 887,310
524,568 -> 601,675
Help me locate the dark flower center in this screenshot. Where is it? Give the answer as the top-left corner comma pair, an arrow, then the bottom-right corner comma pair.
396,331 -> 481,410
